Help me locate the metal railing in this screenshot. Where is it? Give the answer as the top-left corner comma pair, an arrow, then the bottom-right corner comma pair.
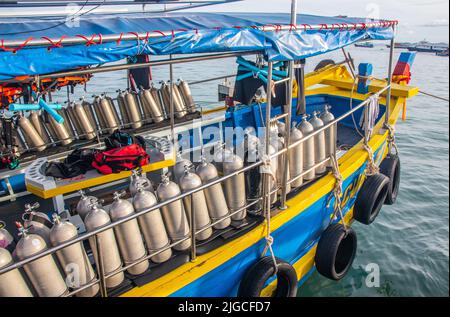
0,83 -> 391,297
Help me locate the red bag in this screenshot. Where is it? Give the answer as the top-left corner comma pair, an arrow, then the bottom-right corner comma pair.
92,144 -> 149,175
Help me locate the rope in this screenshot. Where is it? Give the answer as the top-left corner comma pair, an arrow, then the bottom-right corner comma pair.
363,143 -> 380,176
419,91 -> 449,102
328,154 -> 347,230
385,123 -> 399,156
260,154 -> 278,274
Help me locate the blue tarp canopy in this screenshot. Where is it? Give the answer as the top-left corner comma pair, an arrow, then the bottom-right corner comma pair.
0,12 -> 396,80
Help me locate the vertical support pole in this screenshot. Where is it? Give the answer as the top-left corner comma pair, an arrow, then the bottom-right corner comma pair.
189,194 -> 197,262
263,62 -> 274,216
296,59 -> 306,115
385,26 -> 396,130
280,0 -> 297,210
95,234 -> 108,298
169,55 -> 176,149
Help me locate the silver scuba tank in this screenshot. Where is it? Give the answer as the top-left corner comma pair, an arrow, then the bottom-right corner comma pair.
15,222 -> 68,297
47,111 -> 73,146
139,87 -> 164,123
179,166 -> 213,241
72,102 -> 96,140
160,81 -> 186,119
17,114 -> 46,152
29,111 -> 51,145
172,82 -> 188,114
213,143 -> 234,174
99,94 -> 120,134
123,89 -> 143,129
0,220 -> 15,252
309,111 -> 327,175
79,98 -> 99,134
156,175 -> 191,251
49,214 -> 99,297
289,126 -> 304,188
0,247 -> 33,297
173,155 -> 192,184
196,159 -> 231,230
223,154 -> 247,221
109,191 -> 149,276
274,136 -> 291,196
129,169 -> 154,196
133,182 -> 172,263
84,200 -> 124,289
151,84 -> 167,119
22,202 -> 52,246
117,89 -> 131,127
260,141 -> 278,205
298,115 -> 315,181
320,105 -> 337,168
178,79 -> 196,113
92,95 -> 108,134
76,190 -> 100,221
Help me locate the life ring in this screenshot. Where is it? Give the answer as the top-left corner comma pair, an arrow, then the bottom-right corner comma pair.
354,174 -> 390,225
238,256 -> 298,297
380,154 -> 401,205
315,224 -> 357,281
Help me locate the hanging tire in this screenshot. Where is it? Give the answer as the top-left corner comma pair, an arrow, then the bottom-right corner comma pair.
354,174 -> 390,225
314,59 -> 336,72
315,224 -> 357,281
380,154 -> 401,205
238,256 -> 298,297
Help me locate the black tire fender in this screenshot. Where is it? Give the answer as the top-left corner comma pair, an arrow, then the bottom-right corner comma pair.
354,173 -> 390,225
315,224 -> 357,281
314,59 -> 336,72
238,256 -> 298,297
380,154 -> 401,205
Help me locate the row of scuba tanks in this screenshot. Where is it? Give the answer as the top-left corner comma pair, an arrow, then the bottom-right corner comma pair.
14,79 -> 196,153
0,106 -> 337,297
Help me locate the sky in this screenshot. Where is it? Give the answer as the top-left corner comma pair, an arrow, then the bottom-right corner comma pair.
188,0 -> 450,43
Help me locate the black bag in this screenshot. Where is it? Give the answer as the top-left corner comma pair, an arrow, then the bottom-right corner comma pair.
104,130 -> 146,151
45,148 -> 99,179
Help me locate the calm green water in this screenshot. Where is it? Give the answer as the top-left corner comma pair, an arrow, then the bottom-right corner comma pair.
54,46 -> 449,297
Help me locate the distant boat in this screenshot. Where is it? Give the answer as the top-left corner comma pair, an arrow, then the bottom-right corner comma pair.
436,48 -> 449,57
355,42 -> 374,48
386,42 -> 412,49
408,40 -> 448,53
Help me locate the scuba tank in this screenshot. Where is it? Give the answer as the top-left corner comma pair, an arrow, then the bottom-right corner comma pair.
133,182 -> 172,263
274,135 -> 291,196
213,143 -> 234,174
320,105 -> 336,168
29,111 -> 51,145
139,87 -> 164,123
289,126 -> 304,188
71,101 -> 96,140
172,82 -> 188,114
17,114 -> 46,152
46,110 -> 73,146
92,95 -> 108,134
156,175 -> 191,251
22,202 -> 52,246
117,89 -> 131,127
109,191 -> 149,276
123,89 -> 143,129
15,222 -> 68,297
173,155 -> 192,184
0,247 -> 33,297
0,220 -> 15,253
76,190 -> 99,221
179,165 -> 213,241
178,79 -> 196,113
129,169 -> 154,196
244,135 -> 263,212
98,94 -> 120,134
84,200 -> 124,289
160,81 -> 186,119
223,154 -> 247,221
151,83 -> 167,119
309,111 -> 327,175
298,115 -> 315,181
49,214 -> 99,297
196,159 -> 231,230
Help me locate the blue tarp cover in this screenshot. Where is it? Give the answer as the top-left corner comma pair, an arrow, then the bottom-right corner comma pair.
0,13 -> 395,80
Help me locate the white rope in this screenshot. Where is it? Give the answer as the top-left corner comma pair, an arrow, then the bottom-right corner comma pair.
328,154 -> 347,230
260,154 -> 278,274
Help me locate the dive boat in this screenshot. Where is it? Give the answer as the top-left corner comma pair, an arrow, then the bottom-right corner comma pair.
407,40 -> 449,53
0,1 -> 418,297
355,42 -> 374,48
